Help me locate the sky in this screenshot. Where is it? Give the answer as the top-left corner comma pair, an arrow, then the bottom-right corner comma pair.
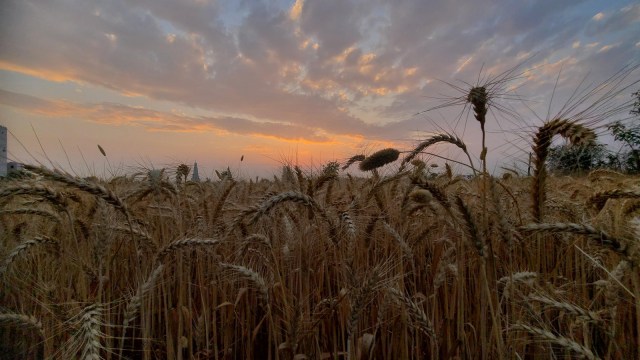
0,0 -> 639,179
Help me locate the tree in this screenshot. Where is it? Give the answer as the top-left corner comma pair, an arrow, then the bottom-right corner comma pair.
176,163 -> 190,184
547,143 -> 607,174
606,92 -> 640,173
321,161 -> 340,177
631,89 -> 640,117
609,121 -> 640,150
608,122 -> 640,173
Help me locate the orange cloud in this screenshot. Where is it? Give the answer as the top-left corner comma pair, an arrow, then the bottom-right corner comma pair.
0,89 -> 336,143
289,0 -> 304,21
0,61 -> 75,83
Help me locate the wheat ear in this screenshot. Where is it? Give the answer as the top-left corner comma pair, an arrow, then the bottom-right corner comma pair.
531,119 -> 595,222
1,236 -> 60,276
340,211 -> 357,240
347,268 -> 381,360
342,155 -> 366,170
219,263 -> 270,307
588,189 -> 640,211
359,148 -> 400,171
0,183 -> 68,209
498,271 -> 538,285
511,323 -> 598,360
455,196 -> 484,257
23,165 -> 130,218
382,222 -> 413,259
119,264 -> 164,356
520,222 -> 635,263
246,191 -> 338,241
0,312 -> 44,338
0,208 -> 61,222
124,264 -> 164,325
68,303 -> 104,360
249,191 -> 320,222
155,238 -> 220,263
411,177 -> 451,212
211,180 -> 237,227
528,293 -> 602,322
401,133 -> 476,174
387,288 -> 436,339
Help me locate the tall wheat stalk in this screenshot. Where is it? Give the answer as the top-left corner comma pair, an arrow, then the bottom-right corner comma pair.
531,119 -> 596,222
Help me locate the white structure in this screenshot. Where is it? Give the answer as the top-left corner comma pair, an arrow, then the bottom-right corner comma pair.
191,161 -> 200,182
0,125 -> 7,177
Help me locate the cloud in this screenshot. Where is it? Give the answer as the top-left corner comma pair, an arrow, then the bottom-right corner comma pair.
0,0 -> 638,165
586,4 -> 640,36
0,89 -> 332,142
299,0 -> 363,59
289,0 -> 304,21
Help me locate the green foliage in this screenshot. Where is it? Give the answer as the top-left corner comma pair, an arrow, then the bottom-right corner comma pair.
608,121 -> 640,151
602,95 -> 640,173
631,89 -> 640,117
547,143 -> 607,174
321,161 -> 340,177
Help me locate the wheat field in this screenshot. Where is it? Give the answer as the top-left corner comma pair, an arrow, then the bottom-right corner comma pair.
1,150 -> 639,359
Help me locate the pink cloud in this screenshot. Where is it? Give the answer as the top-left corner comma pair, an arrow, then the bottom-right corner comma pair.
0,89 -> 332,142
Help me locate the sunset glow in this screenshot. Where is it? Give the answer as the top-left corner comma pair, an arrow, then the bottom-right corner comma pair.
1,0 -> 639,177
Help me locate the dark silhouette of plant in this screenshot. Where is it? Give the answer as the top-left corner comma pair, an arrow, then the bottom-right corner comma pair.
547,143 -> 607,174
606,92 -> 640,173
176,164 -> 190,184
631,90 -> 640,117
